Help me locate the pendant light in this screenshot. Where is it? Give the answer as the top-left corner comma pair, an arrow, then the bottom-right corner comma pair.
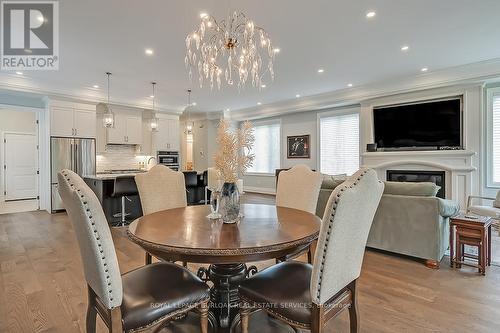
185,89 -> 194,134
103,72 -> 115,128
150,82 -> 159,132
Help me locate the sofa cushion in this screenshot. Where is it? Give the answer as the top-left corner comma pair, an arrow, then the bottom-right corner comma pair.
383,181 -> 440,197
494,191 -> 500,208
321,174 -> 347,189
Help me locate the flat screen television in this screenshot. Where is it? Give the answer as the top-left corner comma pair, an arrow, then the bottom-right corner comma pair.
373,97 -> 462,150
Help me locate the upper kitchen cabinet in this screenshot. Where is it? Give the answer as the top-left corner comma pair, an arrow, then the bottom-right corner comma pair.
106,107 -> 142,145
152,114 -> 180,152
49,100 -> 96,138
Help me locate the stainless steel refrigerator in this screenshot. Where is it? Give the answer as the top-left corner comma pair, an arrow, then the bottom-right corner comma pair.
51,137 -> 96,212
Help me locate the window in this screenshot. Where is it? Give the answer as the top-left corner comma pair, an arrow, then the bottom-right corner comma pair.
487,87 -> 500,187
247,121 -> 280,174
319,110 -> 360,175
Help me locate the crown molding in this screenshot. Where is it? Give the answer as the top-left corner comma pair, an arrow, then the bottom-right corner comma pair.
230,58 -> 500,121
2,58 -> 500,119
0,79 -> 183,115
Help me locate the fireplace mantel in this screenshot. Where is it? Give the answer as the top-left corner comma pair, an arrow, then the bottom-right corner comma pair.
361,149 -> 477,210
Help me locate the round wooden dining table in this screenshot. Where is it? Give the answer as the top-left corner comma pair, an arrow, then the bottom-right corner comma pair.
127,203 -> 321,332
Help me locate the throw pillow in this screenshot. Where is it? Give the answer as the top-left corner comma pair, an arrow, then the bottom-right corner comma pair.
384,181 -> 440,197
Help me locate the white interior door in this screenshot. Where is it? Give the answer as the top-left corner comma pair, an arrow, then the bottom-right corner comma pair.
4,133 -> 38,201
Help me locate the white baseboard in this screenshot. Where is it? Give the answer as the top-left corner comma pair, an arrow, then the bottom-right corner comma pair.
244,186 -> 276,195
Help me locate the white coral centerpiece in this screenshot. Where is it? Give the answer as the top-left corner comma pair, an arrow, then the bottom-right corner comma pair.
215,119 -> 255,183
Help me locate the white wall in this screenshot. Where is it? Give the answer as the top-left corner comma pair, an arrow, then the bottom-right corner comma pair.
180,118 -> 221,172
242,106 -> 359,194
0,109 -> 38,198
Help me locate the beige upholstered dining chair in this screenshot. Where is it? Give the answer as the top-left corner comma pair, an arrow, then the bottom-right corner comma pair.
275,164 -> 322,263
239,168 -> 384,333
57,169 -> 209,333
135,165 -> 188,264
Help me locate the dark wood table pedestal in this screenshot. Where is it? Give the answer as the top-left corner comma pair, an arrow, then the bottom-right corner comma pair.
196,263 -> 256,329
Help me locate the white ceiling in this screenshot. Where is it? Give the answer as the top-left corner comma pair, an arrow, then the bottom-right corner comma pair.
1,0 -> 500,113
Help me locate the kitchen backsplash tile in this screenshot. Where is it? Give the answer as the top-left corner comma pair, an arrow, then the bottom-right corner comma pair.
96,145 -> 148,172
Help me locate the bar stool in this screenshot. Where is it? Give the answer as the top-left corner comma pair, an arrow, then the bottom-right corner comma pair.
111,176 -> 138,226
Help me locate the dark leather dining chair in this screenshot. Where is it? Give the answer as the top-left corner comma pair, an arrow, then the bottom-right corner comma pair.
58,169 -> 210,333
111,176 -> 138,226
238,168 -> 384,333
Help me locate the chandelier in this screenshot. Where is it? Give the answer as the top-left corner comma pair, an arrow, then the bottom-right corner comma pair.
185,11 -> 277,90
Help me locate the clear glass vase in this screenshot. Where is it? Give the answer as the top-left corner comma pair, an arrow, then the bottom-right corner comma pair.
219,182 -> 240,224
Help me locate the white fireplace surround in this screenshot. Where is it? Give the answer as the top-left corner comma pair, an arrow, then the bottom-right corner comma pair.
362,150 -> 476,210
358,84 -> 483,211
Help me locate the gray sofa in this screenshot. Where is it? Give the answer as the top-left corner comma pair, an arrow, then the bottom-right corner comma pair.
316,179 -> 460,267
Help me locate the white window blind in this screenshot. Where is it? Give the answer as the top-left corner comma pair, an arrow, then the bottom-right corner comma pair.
492,94 -> 500,183
320,112 -> 360,175
247,122 -> 280,173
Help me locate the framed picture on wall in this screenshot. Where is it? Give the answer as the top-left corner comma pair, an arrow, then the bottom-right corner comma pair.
287,135 -> 310,158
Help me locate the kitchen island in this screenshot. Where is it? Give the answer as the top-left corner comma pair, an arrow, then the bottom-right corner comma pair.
84,171 -> 144,225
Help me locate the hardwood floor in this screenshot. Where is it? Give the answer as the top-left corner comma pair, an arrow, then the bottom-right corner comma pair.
1,193 -> 499,332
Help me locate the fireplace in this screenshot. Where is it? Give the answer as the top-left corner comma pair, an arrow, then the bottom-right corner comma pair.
386,170 -> 446,198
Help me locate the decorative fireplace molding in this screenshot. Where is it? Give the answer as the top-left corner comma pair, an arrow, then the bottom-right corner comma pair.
362,150 -> 477,210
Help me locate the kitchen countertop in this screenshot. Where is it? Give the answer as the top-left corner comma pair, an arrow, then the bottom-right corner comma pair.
84,172 -> 145,180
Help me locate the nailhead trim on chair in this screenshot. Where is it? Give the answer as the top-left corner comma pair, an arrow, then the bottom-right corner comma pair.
314,169 -> 380,302
61,171 -> 116,306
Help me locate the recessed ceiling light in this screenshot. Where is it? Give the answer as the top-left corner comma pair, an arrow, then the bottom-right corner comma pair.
347,83 -> 353,87
366,11 -> 376,18
273,48 -> 280,53
200,12 -> 208,19
192,102 -> 197,106
317,68 -> 324,73
145,48 -> 154,55
401,45 -> 409,52
295,94 -> 301,98
149,95 -> 154,98
421,67 -> 428,72
92,84 -> 99,89
225,108 -> 230,112
15,71 -> 23,75
257,102 -> 262,105
261,84 -> 266,88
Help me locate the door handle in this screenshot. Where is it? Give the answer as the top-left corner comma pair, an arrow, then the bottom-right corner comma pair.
74,143 -> 78,175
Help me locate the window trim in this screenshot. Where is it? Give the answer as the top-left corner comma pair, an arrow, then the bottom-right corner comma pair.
245,119 -> 282,175
317,106 -> 360,175
486,87 -> 500,188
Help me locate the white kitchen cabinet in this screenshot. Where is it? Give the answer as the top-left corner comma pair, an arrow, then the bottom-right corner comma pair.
106,109 -> 143,145
106,113 -> 127,144
125,116 -> 142,144
50,107 -> 74,137
49,101 -> 96,138
168,119 -> 180,151
152,116 -> 180,152
74,109 -> 97,138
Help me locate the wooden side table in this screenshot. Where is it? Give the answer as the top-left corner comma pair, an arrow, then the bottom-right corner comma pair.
450,214 -> 492,275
